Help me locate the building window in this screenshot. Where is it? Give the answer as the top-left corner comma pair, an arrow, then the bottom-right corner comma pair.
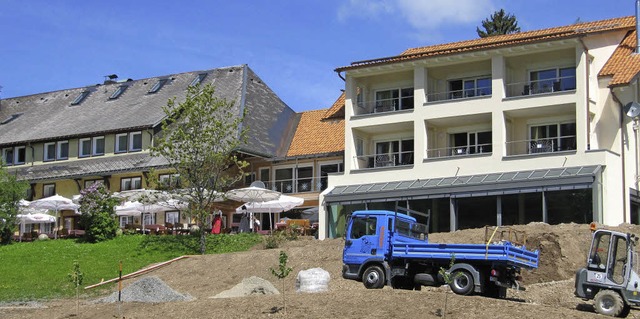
374,139 -> 414,167
374,87 -> 414,112
449,76 -> 492,99
143,213 -> 155,226
450,131 -> 492,155
244,172 -> 256,186
119,216 -> 134,228
120,177 -> 142,191
259,168 -> 270,189
43,184 -> 56,197
129,132 -> 142,151
166,211 -> 180,224
296,166 -> 313,192
355,137 -> 364,157
44,142 -> 56,161
115,133 -> 128,153
528,67 -> 576,94
57,141 -> 69,160
92,136 -> 105,155
2,148 -> 13,165
275,168 -> 294,193
319,163 -> 343,190
14,146 -> 25,165
159,174 -> 180,189
79,138 -> 91,157
529,122 -> 576,153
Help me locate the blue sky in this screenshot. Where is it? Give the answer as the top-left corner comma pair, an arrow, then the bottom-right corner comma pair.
0,1 -> 634,112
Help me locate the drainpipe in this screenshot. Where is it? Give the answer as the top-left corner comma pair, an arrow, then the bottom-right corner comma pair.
29,144 -> 34,167
579,38 -> 591,150
636,0 -> 640,53
611,90 -> 628,223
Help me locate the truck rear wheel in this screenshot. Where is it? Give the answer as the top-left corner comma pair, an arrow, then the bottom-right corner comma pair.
594,289 -> 626,317
449,270 -> 474,295
363,265 -> 385,289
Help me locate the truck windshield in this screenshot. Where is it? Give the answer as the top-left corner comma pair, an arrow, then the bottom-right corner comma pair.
396,219 -> 428,240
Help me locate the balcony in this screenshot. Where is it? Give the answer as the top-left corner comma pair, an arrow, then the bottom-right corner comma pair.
426,85 -> 492,103
355,98 -> 414,115
505,72 -> 576,98
505,136 -> 576,156
426,143 -> 492,159
354,151 -> 414,169
258,176 -> 330,194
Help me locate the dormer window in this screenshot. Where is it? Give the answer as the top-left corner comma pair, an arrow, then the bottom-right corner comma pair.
109,85 -> 128,99
71,90 -> 90,105
148,79 -> 167,94
190,73 -> 207,86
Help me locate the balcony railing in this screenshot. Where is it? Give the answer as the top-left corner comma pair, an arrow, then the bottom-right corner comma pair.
426,86 -> 492,103
355,99 -> 413,115
505,75 -> 576,98
426,143 -> 492,159
250,177 -> 330,194
505,136 -> 576,156
354,151 -> 414,169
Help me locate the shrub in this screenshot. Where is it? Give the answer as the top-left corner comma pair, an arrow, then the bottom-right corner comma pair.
78,183 -> 120,243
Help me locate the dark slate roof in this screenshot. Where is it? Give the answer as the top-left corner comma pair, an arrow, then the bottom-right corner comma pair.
0,64 -> 297,158
6,153 -> 170,182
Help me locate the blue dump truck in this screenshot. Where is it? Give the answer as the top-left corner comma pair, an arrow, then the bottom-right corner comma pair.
342,208 -> 539,298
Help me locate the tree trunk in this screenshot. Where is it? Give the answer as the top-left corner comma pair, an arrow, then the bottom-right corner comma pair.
200,229 -> 206,255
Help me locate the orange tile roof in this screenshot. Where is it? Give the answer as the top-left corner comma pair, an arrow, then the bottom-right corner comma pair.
336,16 -> 635,72
599,29 -> 640,87
323,92 -> 345,120
287,108 -> 344,157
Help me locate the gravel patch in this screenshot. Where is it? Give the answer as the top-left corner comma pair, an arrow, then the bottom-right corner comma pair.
95,276 -> 193,303
0,301 -> 47,309
210,276 -> 279,298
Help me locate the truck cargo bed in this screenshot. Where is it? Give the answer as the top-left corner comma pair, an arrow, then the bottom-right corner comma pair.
391,241 -> 539,269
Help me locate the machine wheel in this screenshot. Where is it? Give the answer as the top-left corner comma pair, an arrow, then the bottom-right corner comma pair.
449,270 -> 474,296
362,265 -> 385,289
594,289 -> 626,317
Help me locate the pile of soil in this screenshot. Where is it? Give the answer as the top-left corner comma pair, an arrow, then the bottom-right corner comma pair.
4,222 -> 640,319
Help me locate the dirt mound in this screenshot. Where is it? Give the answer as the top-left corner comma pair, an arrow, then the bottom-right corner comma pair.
5,223 -> 640,319
211,276 -> 279,298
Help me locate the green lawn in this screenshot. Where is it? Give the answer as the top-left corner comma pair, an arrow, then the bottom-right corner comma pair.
0,233 -> 262,301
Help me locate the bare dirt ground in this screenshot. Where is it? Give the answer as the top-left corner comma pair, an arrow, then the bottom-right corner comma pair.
4,222 -> 640,319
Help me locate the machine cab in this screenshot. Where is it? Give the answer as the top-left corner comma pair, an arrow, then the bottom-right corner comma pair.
586,230 -> 631,287
343,212 -> 390,266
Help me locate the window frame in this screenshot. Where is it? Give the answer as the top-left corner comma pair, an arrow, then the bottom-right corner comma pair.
129,131 -> 142,152
2,148 -> 13,165
528,66 -> 576,94
79,138 -> 92,158
373,87 -> 414,112
92,136 -> 105,156
448,75 -> 492,99
120,176 -> 142,191
528,121 -> 576,153
14,146 -> 25,165
115,133 -> 128,153
44,142 -> 56,162
43,184 -> 56,197
56,140 -> 69,160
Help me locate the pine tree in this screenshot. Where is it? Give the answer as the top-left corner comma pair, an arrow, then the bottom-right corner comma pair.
477,9 -> 521,38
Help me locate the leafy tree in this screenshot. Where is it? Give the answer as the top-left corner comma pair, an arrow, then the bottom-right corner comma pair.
78,183 -> 120,242
270,251 -> 293,315
0,165 -> 28,244
477,9 -> 521,38
151,83 -> 248,254
67,260 -> 84,315
437,254 -> 460,318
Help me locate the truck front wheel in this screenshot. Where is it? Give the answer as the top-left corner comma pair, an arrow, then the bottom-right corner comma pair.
594,289 -> 626,317
363,265 -> 385,289
449,270 -> 474,295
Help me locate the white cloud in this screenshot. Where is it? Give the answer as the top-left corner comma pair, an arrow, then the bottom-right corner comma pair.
397,0 -> 496,29
338,0 -> 498,30
337,0 -> 395,22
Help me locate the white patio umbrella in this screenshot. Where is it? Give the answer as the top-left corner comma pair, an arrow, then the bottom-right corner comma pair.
235,194 -> 304,233
29,194 -> 78,239
16,210 -> 56,242
227,181 -> 282,233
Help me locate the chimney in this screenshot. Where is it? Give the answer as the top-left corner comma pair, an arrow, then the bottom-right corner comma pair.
104,74 -> 118,85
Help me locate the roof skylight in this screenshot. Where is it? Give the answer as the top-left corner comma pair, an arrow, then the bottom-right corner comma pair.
148,79 -> 167,94
0,113 -> 23,125
70,90 -> 90,105
190,73 -> 207,86
109,85 -> 128,100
